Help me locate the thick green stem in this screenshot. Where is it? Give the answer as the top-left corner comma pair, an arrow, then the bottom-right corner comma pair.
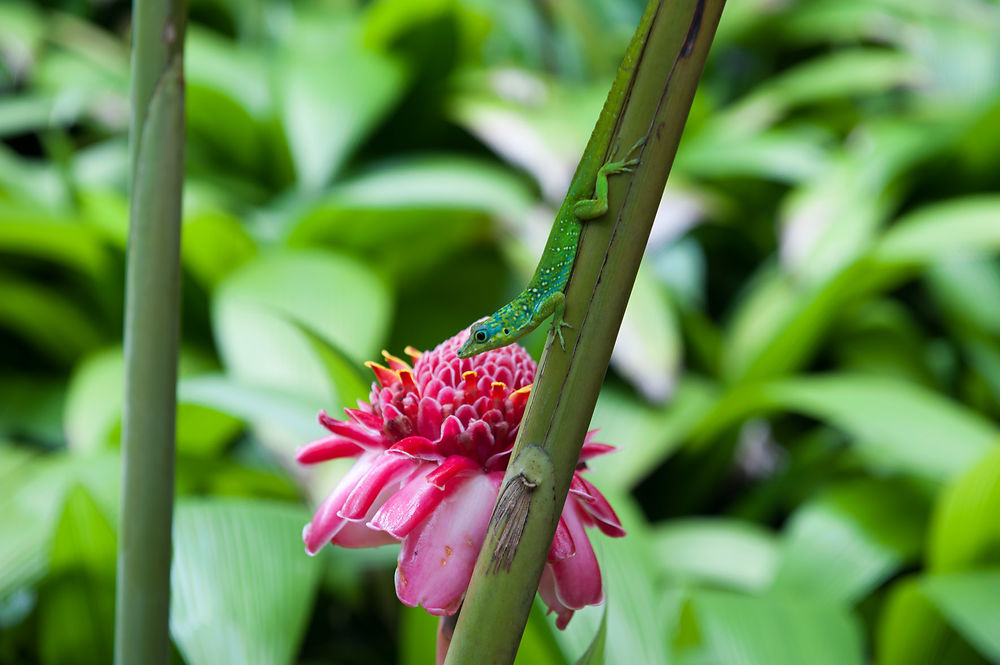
114,0 -> 186,663
444,1 -> 724,663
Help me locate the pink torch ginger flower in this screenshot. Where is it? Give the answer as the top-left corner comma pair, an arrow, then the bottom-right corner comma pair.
297,330 -> 625,629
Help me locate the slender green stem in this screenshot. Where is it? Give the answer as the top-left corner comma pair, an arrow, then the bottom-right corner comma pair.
444,1 -> 725,663
114,0 -> 186,663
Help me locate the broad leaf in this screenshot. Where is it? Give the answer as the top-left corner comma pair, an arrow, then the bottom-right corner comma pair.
922,570 -> 1000,663
653,519 -> 777,592
676,590 -> 864,665
929,447 -> 1000,572
170,498 -> 323,665
770,479 -> 927,604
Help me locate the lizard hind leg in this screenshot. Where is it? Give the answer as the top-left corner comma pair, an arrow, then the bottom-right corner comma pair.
572,135 -> 647,220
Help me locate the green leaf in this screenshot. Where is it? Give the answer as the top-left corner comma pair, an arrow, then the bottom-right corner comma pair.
212,250 -> 392,444
676,590 -> 864,665
728,49 -> 921,130
769,479 -> 928,604
877,577 -> 986,665
676,127 -> 832,183
178,374 -> 327,443
37,485 -> 116,665
929,447 -> 1000,573
63,348 -> 123,453
612,266 -> 682,402
0,275 -> 103,365
652,519 -> 778,592
278,12 -> 406,188
700,374 -> 999,482
926,257 -> 1000,336
922,570 -> 1000,663
515,600 -> 571,665
589,377 -> 717,490
0,206 -> 107,277
572,607 -> 607,665
874,196 -> 1000,267
181,210 -> 258,289
170,498 -> 322,665
65,348 -> 247,456
556,493 -> 672,665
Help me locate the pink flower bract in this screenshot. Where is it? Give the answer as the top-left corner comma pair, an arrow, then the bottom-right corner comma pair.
297,330 -> 625,628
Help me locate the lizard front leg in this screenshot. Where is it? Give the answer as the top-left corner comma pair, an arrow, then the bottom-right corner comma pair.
532,291 -> 572,350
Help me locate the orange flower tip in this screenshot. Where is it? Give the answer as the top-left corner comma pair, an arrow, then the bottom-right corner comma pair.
404,345 -> 423,360
490,381 -> 508,399
509,384 -> 532,408
382,350 -> 413,371
398,369 -> 419,393
365,361 -> 398,387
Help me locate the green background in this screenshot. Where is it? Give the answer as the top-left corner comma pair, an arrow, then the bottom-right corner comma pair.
2,0 -> 1000,663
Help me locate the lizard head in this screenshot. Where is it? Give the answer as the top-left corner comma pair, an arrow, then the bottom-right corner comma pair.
457,317 -> 516,358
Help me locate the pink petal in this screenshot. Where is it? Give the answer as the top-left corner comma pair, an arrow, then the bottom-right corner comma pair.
319,411 -> 385,449
572,475 -> 626,538
538,566 -> 575,630
369,467 -> 444,538
417,397 -> 444,440
579,441 -> 617,462
296,435 -> 364,464
339,455 -> 417,521
426,455 -> 480,489
345,407 -> 382,431
395,473 -> 501,615
550,502 -> 603,610
332,521 -> 399,548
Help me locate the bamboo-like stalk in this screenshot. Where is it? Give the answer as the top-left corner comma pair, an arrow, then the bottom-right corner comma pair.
444,1 -> 724,663
113,0 -> 186,663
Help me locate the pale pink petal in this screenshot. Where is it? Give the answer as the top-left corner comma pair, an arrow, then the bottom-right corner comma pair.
395,473 -> 501,615
303,452 -> 379,555
538,566 -> 575,630
369,466 -> 443,539
332,520 -> 399,547
339,455 -> 418,520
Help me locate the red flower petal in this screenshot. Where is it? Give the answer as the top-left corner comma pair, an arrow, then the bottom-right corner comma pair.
549,503 -> 603,610
573,476 -> 626,538
426,455 -> 480,489
389,436 -> 444,462
548,516 -> 575,562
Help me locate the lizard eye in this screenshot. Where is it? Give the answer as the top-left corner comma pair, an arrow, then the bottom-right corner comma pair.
474,330 -> 487,343
503,328 -> 510,335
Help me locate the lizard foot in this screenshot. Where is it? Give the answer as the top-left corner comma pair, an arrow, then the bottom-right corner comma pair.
550,317 -> 573,351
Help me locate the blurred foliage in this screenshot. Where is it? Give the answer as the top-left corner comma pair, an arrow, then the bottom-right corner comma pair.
1,0 -> 1000,663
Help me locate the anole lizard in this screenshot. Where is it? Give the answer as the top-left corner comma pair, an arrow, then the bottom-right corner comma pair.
456,138 -> 643,359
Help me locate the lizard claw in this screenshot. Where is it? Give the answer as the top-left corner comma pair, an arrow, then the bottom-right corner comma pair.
550,318 -> 573,351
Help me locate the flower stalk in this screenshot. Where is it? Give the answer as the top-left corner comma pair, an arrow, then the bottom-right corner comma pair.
114,0 -> 186,663
444,0 -> 726,663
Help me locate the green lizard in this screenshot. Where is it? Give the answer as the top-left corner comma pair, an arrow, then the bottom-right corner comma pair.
457,138 -> 644,359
